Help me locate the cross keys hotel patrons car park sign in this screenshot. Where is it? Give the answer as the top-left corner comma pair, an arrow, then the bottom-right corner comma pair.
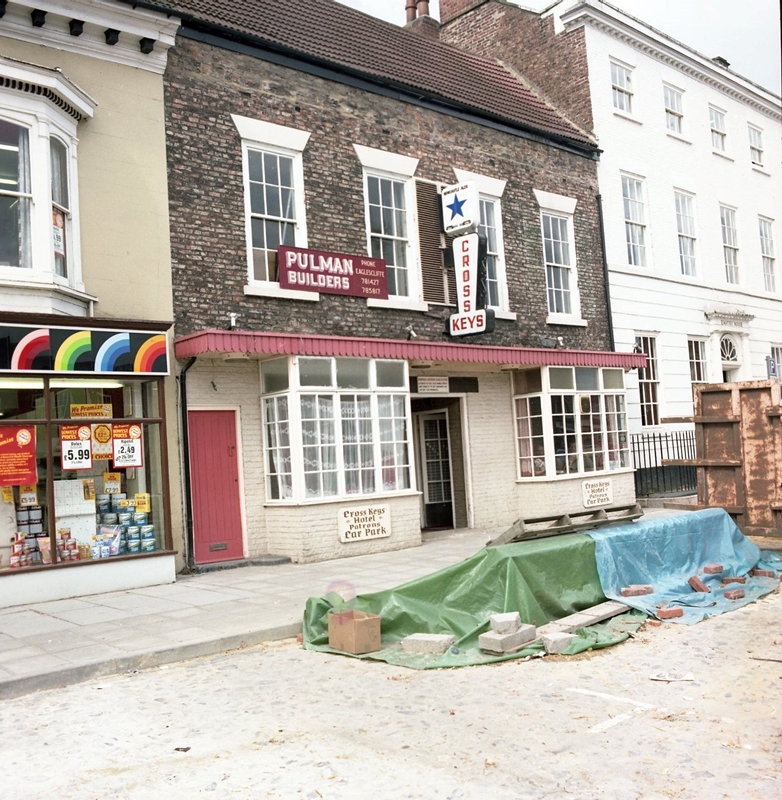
441,182 -> 495,338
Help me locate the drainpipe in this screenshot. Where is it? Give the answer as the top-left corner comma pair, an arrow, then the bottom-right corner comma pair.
596,194 -> 616,351
405,0 -> 417,22
178,356 -> 197,570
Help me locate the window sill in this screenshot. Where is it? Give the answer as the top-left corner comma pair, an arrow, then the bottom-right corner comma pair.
515,466 -> 635,483
264,488 -> 421,507
491,308 -> 517,321
752,165 -> 770,176
244,283 -> 319,302
367,297 -> 429,312
665,131 -> 691,145
546,314 -> 588,327
712,149 -> 734,162
613,110 -> 642,125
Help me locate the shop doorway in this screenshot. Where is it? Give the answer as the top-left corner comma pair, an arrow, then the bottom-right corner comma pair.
188,409 -> 244,563
417,411 -> 454,529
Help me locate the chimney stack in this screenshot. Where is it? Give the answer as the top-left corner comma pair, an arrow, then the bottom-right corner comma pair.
405,0 -> 416,23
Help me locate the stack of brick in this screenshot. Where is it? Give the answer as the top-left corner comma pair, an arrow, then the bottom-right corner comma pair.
478,612 -> 536,654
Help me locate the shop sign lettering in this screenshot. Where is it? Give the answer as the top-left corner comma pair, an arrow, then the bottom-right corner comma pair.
278,246 -> 388,299
0,426 -> 37,487
582,478 -> 613,508
339,505 -> 391,543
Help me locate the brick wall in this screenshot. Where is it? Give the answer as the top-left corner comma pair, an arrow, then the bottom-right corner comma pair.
164,35 -> 610,352
439,1 -> 595,136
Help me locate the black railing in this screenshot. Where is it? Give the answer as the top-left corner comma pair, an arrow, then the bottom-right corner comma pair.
631,430 -> 697,497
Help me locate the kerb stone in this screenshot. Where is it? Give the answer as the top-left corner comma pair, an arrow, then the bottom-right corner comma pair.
490,612 -> 521,634
400,633 -> 455,654
479,624 -> 536,654
541,631 -> 576,654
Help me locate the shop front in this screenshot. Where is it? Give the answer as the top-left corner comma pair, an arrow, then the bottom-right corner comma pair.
176,331 -> 646,566
0,316 -> 176,608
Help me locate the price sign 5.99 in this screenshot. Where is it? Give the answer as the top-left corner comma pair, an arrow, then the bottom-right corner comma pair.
61,425 -> 93,471
112,424 -> 143,468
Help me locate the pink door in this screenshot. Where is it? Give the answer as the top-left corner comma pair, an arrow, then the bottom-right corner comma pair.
188,410 -> 244,564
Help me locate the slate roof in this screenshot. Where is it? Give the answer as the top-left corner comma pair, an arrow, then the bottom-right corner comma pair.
128,0 -> 596,151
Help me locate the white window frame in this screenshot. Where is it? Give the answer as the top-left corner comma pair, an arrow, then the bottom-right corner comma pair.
663,84 -> 684,134
719,205 -> 739,284
513,367 -> 631,480
771,345 -> 782,377
748,124 -> 764,167
232,114 -> 314,302
453,168 -> 514,319
759,216 -> 776,292
688,338 -> 708,384
621,174 -> 647,267
261,356 -> 415,503
353,144 -> 425,311
0,57 -> 94,299
533,189 -> 584,326
674,190 -> 697,276
610,60 -> 634,114
709,106 -> 727,152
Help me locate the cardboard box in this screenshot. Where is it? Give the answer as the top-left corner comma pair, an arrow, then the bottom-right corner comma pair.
328,610 -> 381,654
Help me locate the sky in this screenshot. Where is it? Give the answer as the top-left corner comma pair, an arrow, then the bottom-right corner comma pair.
336,0 -> 782,94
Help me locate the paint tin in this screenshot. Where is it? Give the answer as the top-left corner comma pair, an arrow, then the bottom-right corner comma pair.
110,494 -> 127,509
91,545 -> 101,559
17,523 -> 30,536
102,513 -> 118,524
96,501 -> 110,514
29,522 -> 43,536
140,539 -> 156,553
10,555 -> 21,569
16,509 -> 30,524
127,539 -> 141,554
140,525 -> 155,540
28,507 -> 42,522
117,512 -> 132,526
126,526 -> 141,541
100,544 -> 111,559
132,512 -> 148,525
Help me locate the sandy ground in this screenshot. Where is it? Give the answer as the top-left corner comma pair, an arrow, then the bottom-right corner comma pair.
3,588 -> 780,800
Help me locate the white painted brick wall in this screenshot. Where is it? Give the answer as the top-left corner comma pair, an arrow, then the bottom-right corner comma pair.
515,472 -> 636,520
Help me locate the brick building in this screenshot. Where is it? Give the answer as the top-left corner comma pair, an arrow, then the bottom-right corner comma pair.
440,0 -> 782,496
149,0 -> 643,565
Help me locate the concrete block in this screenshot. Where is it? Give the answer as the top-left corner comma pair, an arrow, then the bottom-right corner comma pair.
703,564 -> 723,574
724,588 -> 745,600
688,576 -> 710,593
656,607 -> 684,620
620,585 -> 654,596
490,611 -> 521,634
541,631 -> 575,654
479,624 -> 536,653
400,633 -> 455,654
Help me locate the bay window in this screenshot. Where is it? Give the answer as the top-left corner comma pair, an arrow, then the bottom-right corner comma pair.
262,357 -> 412,501
513,367 -> 629,479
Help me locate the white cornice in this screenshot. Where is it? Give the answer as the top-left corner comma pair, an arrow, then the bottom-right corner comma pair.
559,2 -> 781,122
0,0 -> 181,75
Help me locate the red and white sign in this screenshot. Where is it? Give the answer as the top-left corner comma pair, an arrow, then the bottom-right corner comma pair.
112,424 -> 143,468
449,309 -> 492,337
0,426 -> 37,487
61,425 -> 93,471
278,246 -> 388,299
448,234 -> 495,337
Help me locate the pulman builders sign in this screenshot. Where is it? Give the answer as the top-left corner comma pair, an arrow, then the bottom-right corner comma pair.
278,246 -> 388,299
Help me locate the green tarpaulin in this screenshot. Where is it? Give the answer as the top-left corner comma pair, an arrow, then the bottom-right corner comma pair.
303,533 -> 645,668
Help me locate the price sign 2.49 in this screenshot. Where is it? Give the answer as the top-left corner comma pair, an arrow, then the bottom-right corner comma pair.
112,424 -> 144,469
61,425 -> 93,471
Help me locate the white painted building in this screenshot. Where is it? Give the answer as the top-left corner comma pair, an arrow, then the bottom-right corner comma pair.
548,0 -> 782,434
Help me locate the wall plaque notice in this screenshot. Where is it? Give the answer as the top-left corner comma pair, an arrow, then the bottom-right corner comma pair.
339,505 -> 391,543
582,478 -> 613,508
417,376 -> 450,394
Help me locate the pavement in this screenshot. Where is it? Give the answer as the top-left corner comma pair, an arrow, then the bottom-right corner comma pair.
0,508 -> 777,701
0,526 -> 493,700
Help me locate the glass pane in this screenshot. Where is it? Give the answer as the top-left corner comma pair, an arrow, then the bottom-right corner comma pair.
250,182 -> 266,215
575,368 -> 599,391
261,359 -> 289,393
549,368 -> 574,390
367,176 -> 380,205
279,156 -> 293,187
299,358 -> 332,387
0,379 -> 45,420
248,150 -> 264,182
336,358 -> 369,389
375,360 -> 405,387
602,369 -> 624,390
50,138 -> 69,209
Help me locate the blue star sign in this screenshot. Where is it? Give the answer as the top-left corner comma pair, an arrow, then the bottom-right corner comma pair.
446,193 -> 467,220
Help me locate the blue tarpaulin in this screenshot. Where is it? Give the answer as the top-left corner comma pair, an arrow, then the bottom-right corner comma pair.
588,508 -> 782,624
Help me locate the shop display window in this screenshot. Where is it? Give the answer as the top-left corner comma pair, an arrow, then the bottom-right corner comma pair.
0,376 -> 170,572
